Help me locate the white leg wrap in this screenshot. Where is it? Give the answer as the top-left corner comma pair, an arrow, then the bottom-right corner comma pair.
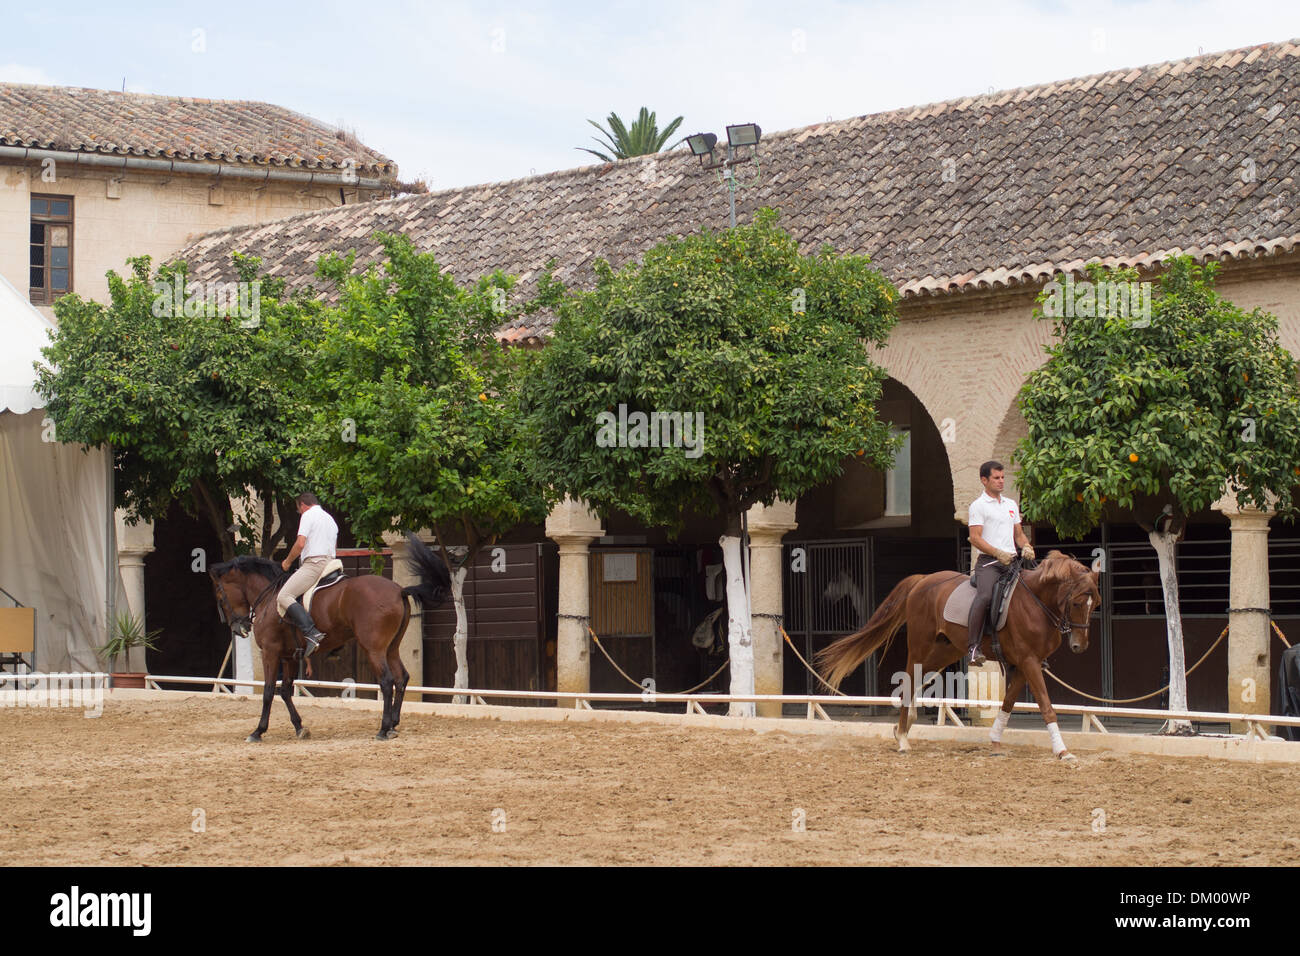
1046,721 -> 1067,754
990,708 -> 1011,743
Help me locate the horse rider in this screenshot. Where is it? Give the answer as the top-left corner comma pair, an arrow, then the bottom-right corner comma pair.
966,460 -> 1035,665
277,492 -> 338,656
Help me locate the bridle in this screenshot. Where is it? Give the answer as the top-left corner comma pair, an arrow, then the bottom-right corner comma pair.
212,566 -> 285,637
1014,558 -> 1095,639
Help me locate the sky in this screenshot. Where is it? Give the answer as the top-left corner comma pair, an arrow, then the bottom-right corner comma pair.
2,0 -> 1299,191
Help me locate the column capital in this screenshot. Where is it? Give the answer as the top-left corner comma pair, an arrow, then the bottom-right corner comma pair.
545,496 -> 604,542
746,498 -> 797,542
382,529 -> 436,551
1211,487 -> 1277,526
114,511 -> 155,557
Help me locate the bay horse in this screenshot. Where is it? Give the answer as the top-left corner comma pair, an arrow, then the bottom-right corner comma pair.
210,534 -> 450,741
817,551 -> 1101,761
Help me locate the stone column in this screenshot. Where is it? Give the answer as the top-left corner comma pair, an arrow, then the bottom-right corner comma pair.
545,498 -> 604,708
384,530 -> 430,702
1211,490 -> 1277,733
747,499 -> 798,718
115,511 -> 155,672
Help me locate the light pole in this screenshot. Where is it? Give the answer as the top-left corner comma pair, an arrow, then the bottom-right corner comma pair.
685,123 -> 762,228
684,123 -> 764,649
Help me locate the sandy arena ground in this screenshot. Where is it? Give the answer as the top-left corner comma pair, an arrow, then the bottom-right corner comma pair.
2,696 -> 1298,866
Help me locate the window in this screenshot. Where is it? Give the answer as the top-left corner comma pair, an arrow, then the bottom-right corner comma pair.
883,428 -> 912,516
30,195 -> 73,304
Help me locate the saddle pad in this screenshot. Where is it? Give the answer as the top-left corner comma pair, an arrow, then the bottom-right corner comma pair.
304,559 -> 345,613
942,581 -> 977,627
942,573 -> 1020,630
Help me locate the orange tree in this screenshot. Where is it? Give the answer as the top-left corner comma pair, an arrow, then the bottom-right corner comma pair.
1015,257 -> 1300,731
36,254 -> 319,561
522,208 -> 900,715
296,233 -> 548,698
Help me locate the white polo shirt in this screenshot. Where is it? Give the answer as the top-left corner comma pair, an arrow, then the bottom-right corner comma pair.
968,492 -> 1021,554
297,505 -> 338,559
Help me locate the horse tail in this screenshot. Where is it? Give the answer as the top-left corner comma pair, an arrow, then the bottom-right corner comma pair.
815,574 -> 924,690
400,533 -> 452,609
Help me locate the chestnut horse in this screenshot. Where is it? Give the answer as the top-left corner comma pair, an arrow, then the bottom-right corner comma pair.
210,534 -> 450,741
817,551 -> 1100,761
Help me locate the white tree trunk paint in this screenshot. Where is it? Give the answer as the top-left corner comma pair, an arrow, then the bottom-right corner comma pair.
720,534 -> 755,717
450,566 -> 470,705
1149,529 -> 1192,733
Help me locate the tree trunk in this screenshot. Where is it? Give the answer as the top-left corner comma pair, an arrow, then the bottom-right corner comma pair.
450,565 -> 470,705
719,532 -> 755,717
1149,528 -> 1193,734
192,479 -> 236,560
260,492 -> 275,558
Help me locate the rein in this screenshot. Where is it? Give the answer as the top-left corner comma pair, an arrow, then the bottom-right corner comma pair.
246,574 -> 285,625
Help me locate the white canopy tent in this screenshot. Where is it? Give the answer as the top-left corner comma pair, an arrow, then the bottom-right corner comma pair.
0,273 -> 115,671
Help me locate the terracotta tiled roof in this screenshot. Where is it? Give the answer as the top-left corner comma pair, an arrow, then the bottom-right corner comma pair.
174,39 -> 1300,344
0,83 -> 395,175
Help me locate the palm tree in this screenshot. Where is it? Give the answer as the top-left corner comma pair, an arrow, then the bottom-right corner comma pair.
578,107 -> 684,162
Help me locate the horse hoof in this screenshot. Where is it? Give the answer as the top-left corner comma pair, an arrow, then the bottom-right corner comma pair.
988,746 -> 1006,757
296,728 -> 311,740
246,733 -> 262,743
386,728 -> 399,738
1059,750 -> 1079,766
376,731 -> 394,741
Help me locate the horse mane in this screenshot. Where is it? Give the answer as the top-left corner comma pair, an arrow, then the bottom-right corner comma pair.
211,555 -> 283,582
1036,549 -> 1085,583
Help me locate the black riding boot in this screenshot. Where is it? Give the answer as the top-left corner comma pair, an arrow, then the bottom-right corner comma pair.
285,603 -> 326,656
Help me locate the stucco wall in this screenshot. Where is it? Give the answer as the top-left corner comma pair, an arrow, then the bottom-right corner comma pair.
871,262 -> 1300,518
1,162 -> 364,316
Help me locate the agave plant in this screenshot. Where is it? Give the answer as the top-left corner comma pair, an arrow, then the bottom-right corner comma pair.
578,107 -> 684,162
98,610 -> 162,673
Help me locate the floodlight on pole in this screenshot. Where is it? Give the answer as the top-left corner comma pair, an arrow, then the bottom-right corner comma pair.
686,132 -> 718,156
725,123 -> 761,148
685,122 -> 764,227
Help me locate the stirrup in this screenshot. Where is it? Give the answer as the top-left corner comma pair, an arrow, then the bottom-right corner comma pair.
970,645 -> 987,666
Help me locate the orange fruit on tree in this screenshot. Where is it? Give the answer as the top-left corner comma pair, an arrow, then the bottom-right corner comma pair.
1129,453 -> 1139,462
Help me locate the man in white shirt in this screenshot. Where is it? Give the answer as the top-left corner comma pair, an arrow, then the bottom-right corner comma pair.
276,492 -> 339,656
966,461 -> 1035,665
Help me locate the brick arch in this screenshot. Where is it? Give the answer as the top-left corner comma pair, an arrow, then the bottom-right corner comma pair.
866,336 -> 956,469
991,399 -> 1030,504
870,299 -> 1057,515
